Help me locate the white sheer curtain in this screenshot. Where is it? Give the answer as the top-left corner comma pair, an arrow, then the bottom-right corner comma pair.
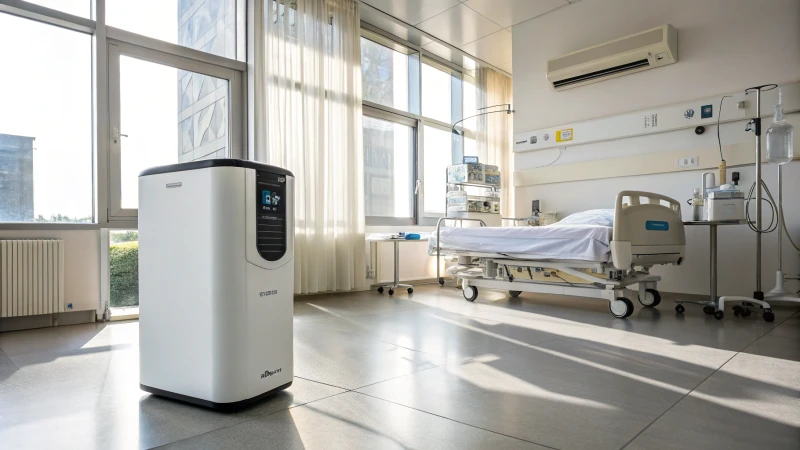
255,0 -> 365,294
475,67 -> 514,217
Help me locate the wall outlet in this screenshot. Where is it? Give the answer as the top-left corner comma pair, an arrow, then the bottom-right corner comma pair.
676,156 -> 698,169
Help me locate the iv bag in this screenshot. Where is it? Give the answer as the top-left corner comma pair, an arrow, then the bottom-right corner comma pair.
766,90 -> 794,165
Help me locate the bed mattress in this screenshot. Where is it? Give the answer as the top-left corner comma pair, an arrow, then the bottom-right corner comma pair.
430,224 -> 613,262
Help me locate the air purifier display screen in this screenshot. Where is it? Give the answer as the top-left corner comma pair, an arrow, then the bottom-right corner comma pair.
256,171 -> 287,261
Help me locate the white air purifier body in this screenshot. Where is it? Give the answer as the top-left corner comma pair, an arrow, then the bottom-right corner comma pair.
138,159 -> 294,409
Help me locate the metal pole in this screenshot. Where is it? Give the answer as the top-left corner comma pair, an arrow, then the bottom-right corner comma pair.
710,225 -> 717,302
777,165 -> 783,272
755,88 -> 763,298
394,240 -> 400,287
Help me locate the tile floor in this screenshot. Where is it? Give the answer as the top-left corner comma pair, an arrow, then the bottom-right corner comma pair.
0,285 -> 798,449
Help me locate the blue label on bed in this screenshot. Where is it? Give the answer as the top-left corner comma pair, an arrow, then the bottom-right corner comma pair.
645,220 -> 670,231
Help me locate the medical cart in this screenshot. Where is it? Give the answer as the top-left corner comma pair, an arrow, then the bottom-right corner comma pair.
673,220 -> 772,321
368,235 -> 429,295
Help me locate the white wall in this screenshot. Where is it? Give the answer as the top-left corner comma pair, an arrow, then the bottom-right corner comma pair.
0,229 -> 101,315
512,0 -> 800,296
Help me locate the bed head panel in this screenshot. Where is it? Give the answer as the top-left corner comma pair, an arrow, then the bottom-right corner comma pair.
613,191 -> 685,246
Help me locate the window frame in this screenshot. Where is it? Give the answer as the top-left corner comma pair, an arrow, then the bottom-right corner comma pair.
106,37 -> 245,222
0,0 -> 247,230
362,105 -> 418,226
359,25 -> 471,227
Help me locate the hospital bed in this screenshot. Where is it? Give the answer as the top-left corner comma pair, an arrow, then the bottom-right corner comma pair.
430,191 -> 686,318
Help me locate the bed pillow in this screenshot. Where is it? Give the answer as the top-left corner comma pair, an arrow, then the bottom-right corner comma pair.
552,209 -> 615,227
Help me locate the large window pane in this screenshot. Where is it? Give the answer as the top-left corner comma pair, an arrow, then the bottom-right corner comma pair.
0,13 -> 92,223
361,38 -> 409,112
462,74 -> 477,131
422,63 -> 451,124
107,0 -> 237,59
119,55 -> 229,208
110,230 -> 139,308
423,126 -> 453,215
364,116 -> 414,218
24,0 -> 90,18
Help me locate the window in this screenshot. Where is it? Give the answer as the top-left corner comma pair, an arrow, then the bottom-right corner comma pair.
0,13 -> 93,223
109,230 -> 139,309
462,74 -> 477,131
359,32 -> 468,224
361,37 -> 409,112
108,43 -> 235,217
423,125 -> 454,215
462,74 -> 477,157
421,63 -> 452,124
107,0 -> 237,59
363,116 -> 415,221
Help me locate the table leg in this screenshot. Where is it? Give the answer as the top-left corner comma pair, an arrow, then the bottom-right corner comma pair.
710,224 -> 717,304
394,240 -> 400,287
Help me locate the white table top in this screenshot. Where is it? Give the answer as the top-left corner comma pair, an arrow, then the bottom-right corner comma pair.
366,235 -> 429,242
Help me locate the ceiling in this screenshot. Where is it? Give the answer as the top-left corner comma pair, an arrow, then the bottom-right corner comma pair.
358,0 -> 581,75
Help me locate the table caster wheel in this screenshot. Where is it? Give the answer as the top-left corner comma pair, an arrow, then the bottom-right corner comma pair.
763,310 -> 775,323
438,277 -> 445,286
675,304 -> 685,314
463,286 -> 478,302
407,287 -> 413,294
388,289 -> 394,296
703,305 -> 716,315
714,310 -> 724,320
377,286 -> 384,294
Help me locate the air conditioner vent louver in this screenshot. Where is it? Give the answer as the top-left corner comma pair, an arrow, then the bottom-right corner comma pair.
552,59 -> 650,89
547,25 -> 677,91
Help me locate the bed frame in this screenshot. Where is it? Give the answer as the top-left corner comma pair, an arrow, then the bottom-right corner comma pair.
434,191 -> 686,318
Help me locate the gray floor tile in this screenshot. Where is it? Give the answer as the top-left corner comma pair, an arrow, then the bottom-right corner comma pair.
317,306 -> 557,361
0,348 -> 15,382
294,290 -> 430,322
0,325 -> 82,357
162,391 -> 543,450
626,352 -> 800,450
0,372 -> 344,450
358,338 -> 734,450
295,323 -> 446,389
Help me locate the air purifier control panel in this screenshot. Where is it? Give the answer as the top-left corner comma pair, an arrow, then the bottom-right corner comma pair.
256,171 -> 287,261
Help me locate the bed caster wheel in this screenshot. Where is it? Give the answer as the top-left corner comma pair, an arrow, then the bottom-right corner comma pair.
638,289 -> 661,307
609,297 -> 634,319
743,308 -> 752,317
732,305 -> 742,317
714,310 -> 724,320
509,290 -> 522,298
377,287 -> 384,294
438,277 -> 445,286
463,286 -> 478,302
763,310 -> 775,323
388,289 -> 394,296
675,304 -> 685,314
703,305 -> 716,315
407,287 -> 413,294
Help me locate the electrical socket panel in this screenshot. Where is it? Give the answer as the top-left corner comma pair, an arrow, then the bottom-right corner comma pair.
676,156 -> 698,169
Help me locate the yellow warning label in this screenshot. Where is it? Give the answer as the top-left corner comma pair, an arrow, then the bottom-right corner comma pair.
556,128 -> 574,143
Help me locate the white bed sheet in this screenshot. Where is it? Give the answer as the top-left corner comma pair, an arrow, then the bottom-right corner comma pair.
430,224 -> 613,262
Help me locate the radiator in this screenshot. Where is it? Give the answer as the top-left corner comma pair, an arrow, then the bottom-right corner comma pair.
0,240 -> 65,318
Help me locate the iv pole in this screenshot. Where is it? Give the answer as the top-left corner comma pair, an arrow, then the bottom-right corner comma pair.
717,84 -> 776,322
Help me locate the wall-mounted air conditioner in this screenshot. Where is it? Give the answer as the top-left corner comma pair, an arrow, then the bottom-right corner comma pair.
547,24 -> 677,91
